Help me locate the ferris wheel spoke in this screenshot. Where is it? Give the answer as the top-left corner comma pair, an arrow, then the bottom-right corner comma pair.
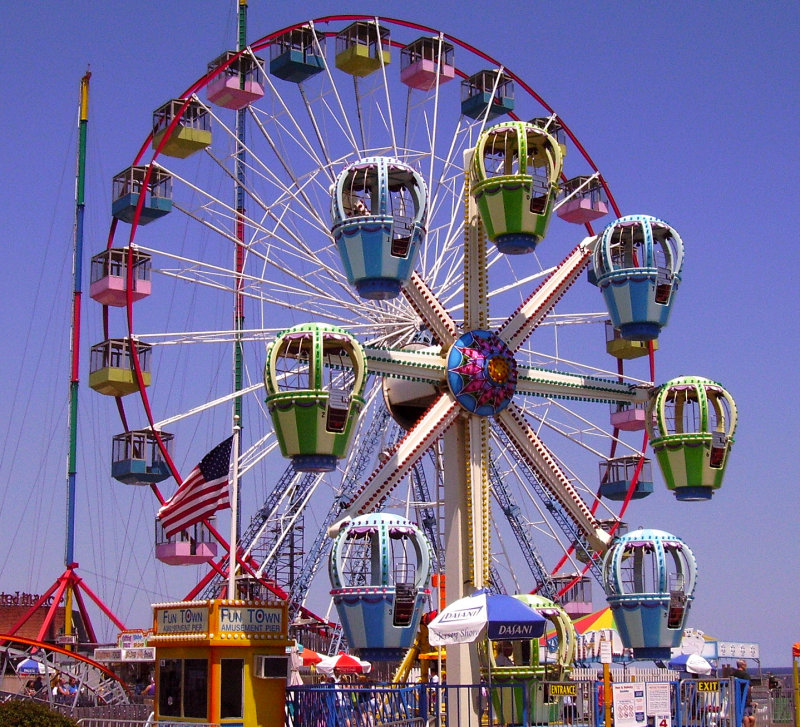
150,380 -> 265,430
142,242 -> 355,324
421,35 -> 450,195
376,29 -> 399,157
496,402 -> 610,552
163,160 -> 328,259
249,65 -> 337,183
498,238 -> 596,352
402,271 -> 459,346
244,109 -> 332,232
515,364 -> 646,403
524,397 -> 644,462
491,425 -> 595,576
336,394 -> 461,526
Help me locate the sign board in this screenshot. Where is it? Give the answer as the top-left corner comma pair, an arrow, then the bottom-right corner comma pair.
612,682 -> 647,727
121,647 -> 156,662
151,600 -> 289,644
120,630 -> 149,649
716,641 -> 759,659
94,647 -> 155,662
697,680 -> 720,693
546,682 -> 578,701
93,648 -> 122,662
653,715 -> 672,727
646,682 -> 671,723
157,606 -> 208,634
218,606 -> 283,635
600,639 -> 613,664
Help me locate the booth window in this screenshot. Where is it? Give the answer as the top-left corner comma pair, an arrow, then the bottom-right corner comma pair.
158,658 -> 208,719
220,659 -> 244,719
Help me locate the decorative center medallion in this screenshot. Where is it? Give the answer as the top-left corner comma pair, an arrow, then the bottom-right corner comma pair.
447,330 -> 518,416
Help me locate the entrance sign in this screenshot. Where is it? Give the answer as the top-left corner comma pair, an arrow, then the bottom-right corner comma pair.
546,682 -> 578,701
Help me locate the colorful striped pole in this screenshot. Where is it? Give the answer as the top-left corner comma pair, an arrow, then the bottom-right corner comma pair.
64,70 -> 91,641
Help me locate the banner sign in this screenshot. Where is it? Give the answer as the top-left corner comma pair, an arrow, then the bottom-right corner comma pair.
157,607 -> 208,634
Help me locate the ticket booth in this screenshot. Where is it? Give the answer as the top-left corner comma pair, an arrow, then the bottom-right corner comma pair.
150,599 -> 292,727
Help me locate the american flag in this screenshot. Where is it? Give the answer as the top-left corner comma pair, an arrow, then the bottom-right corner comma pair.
157,436 -> 233,539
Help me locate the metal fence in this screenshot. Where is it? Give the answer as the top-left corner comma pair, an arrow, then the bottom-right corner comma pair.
286,681 -> 598,727
286,677 -> 794,727
7,675 -> 792,727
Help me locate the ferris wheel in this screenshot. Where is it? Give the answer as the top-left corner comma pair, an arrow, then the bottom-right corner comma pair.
89,15 -> 675,621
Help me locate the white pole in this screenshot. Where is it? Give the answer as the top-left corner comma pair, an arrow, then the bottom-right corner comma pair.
228,416 -> 241,598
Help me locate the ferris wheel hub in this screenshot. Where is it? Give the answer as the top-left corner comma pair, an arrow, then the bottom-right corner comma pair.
446,330 -> 517,416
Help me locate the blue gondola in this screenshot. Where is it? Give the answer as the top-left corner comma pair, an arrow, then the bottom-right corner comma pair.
269,27 -> 325,83
331,157 -> 427,299
593,215 -> 684,341
461,70 -> 514,120
111,430 -> 173,485
329,513 -> 432,661
603,528 -> 697,659
111,166 -> 172,225
598,456 -> 653,501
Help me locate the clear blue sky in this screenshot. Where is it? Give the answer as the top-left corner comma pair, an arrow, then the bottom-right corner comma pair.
0,1 -> 798,668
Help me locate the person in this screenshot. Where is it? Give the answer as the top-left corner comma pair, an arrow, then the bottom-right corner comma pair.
355,674 -> 375,727
495,641 -> 514,666
23,679 -> 36,697
562,694 -> 576,726
52,676 -> 70,703
731,660 -> 755,727
32,675 -> 43,694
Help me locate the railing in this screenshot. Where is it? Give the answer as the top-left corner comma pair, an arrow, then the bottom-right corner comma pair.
76,720 -> 155,727
9,675 -> 794,727
76,720 -> 220,727
287,678 -> 796,727
287,682 -> 563,727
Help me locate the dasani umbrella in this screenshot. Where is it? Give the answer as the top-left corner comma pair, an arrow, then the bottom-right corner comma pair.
428,589 -> 546,646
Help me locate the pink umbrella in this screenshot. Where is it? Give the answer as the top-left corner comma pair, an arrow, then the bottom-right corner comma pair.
317,652 -> 371,675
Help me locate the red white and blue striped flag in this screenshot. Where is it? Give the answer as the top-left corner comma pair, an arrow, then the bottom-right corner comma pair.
157,436 -> 233,538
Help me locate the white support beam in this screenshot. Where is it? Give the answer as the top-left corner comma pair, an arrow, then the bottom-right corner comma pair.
333,394 -> 461,527
402,271 -> 460,348
498,236 -> 597,353
363,346 -> 447,383
515,366 -> 652,404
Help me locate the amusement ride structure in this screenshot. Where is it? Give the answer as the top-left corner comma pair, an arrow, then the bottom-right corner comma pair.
83,8 -> 738,683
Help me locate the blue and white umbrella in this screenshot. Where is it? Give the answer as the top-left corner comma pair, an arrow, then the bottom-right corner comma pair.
16,658 -> 45,675
428,589 -> 547,646
668,652 -> 713,675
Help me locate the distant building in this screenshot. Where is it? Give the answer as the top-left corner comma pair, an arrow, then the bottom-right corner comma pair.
0,591 -> 88,643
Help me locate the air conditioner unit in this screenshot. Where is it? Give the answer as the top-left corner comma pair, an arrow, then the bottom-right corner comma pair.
253,654 -> 289,679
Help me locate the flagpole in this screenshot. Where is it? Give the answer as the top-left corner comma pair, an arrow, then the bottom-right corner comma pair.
228,415 -> 241,598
